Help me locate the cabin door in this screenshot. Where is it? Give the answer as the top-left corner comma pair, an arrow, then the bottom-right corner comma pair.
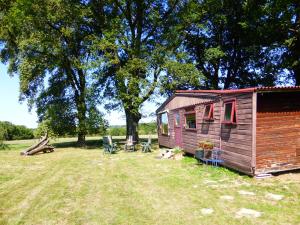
174,111 -> 183,147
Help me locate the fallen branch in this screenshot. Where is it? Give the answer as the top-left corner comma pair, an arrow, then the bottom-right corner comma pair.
21,133 -> 54,156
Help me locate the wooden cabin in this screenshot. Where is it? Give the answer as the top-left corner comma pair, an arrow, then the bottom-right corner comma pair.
156,87 -> 300,175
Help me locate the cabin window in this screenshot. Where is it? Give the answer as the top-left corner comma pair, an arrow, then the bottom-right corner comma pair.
223,100 -> 237,124
203,103 -> 214,120
185,112 -> 196,129
175,112 -> 180,126
160,112 -> 169,135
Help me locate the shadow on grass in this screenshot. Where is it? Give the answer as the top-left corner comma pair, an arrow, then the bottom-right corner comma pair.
53,139 -> 104,149
0,143 -> 9,150
53,137 -> 159,150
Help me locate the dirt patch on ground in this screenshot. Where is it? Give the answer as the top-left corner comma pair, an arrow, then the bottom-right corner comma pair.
273,171 -> 300,182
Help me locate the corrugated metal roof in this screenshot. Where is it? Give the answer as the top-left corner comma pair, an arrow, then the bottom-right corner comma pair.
156,86 -> 300,113
175,86 -> 300,94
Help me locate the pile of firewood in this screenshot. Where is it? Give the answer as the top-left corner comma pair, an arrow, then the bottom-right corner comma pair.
20,134 -> 54,156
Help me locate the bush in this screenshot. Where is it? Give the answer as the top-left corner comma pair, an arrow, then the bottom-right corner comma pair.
0,126 -> 6,149
107,122 -> 157,136
34,119 -> 58,138
173,146 -> 184,154
108,126 -> 126,136
138,122 -> 157,135
0,121 -> 34,141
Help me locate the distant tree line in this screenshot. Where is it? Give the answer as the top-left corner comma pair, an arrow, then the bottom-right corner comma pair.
0,121 -> 34,141
0,120 -> 156,143
108,122 -> 157,136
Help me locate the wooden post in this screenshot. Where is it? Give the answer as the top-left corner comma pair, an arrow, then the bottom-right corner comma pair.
251,92 -> 257,174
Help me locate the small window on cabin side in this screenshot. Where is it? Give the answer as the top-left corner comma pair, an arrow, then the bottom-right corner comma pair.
185,113 -> 196,129
223,100 -> 237,124
203,104 -> 214,120
175,113 -> 180,126
160,112 -> 169,135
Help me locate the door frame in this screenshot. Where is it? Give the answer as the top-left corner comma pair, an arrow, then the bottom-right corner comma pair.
174,111 -> 183,148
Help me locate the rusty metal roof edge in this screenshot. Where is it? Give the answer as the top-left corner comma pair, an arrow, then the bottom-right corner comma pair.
175,86 -> 300,94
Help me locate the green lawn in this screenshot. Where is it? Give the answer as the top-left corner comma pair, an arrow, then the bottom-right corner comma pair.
0,137 -> 299,225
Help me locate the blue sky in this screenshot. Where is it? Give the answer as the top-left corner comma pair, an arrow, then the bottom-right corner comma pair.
0,63 -> 161,128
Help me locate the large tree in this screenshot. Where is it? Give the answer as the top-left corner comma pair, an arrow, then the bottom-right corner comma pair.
182,0 -> 284,89
0,0 -> 107,146
266,0 -> 300,85
97,0 -> 202,141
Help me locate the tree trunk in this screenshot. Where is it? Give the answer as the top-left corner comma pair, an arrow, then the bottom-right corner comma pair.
76,92 -> 87,147
292,36 -> 300,85
291,5 -> 300,86
211,63 -> 220,89
125,109 -> 141,143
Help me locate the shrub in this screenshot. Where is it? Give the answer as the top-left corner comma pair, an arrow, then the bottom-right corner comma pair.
173,146 -> 184,154
0,126 -> 6,149
108,126 -> 126,136
0,121 -> 34,141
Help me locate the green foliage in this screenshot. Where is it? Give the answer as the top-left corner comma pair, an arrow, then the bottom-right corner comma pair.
0,0 -> 108,145
138,122 -> 157,135
97,0 -> 203,139
1,0 -> 299,145
107,122 -> 157,136
108,126 -> 126,136
34,120 -> 57,139
0,126 -> 5,149
0,121 -> 34,141
182,0 -> 285,89
86,107 -> 109,136
173,146 -> 184,155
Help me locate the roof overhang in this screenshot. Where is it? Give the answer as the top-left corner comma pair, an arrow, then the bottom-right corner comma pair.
175,86 -> 300,94
156,86 -> 300,114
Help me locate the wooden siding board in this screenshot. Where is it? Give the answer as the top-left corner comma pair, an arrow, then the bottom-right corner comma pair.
252,93 -> 257,170
158,92 -> 254,175
255,92 -> 300,173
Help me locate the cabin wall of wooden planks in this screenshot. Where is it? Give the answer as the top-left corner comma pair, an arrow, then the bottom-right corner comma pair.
256,92 -> 300,173
157,93 -> 254,174
218,93 -> 253,174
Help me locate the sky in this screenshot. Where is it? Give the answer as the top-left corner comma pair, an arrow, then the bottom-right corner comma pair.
0,63 -> 164,128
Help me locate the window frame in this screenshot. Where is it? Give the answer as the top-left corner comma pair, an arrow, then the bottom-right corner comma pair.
184,110 -> 197,130
159,112 -> 169,136
222,99 -> 237,124
203,103 -> 214,121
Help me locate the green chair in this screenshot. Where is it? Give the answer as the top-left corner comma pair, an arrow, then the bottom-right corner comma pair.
124,135 -> 135,152
103,136 -> 117,154
141,136 -> 151,153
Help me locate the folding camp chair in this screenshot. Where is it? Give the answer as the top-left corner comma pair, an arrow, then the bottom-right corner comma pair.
103,136 -> 117,154
124,135 -> 135,152
141,136 -> 152,153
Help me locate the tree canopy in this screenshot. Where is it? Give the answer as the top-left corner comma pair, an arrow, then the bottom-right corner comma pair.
96,0 -> 202,141
0,0 -> 108,145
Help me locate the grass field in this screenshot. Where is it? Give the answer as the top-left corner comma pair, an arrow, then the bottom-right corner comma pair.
0,137 -> 300,225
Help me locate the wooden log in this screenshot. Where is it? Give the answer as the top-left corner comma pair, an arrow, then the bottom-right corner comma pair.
21,139 -> 49,155
20,133 -> 53,156
27,145 -> 54,156
22,135 -> 48,154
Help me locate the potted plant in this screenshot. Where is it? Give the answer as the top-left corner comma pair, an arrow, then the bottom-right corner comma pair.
172,146 -> 184,160
198,140 -> 214,158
